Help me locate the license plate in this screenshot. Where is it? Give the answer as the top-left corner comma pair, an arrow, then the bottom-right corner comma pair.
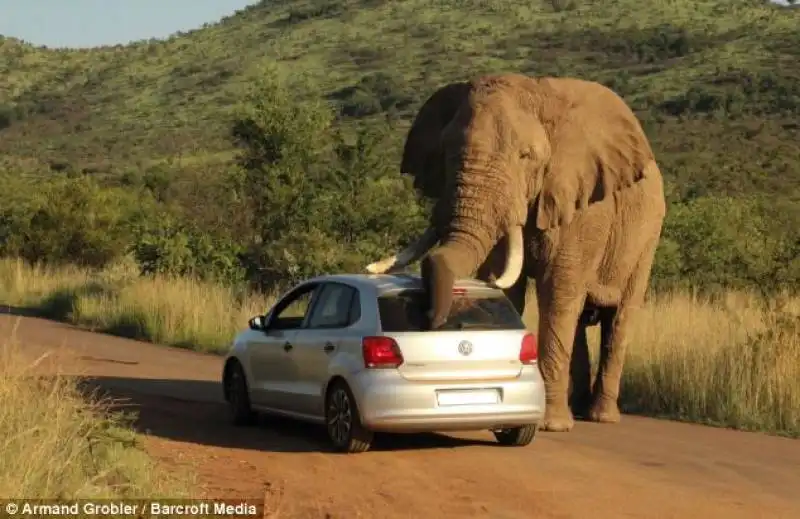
436,389 -> 500,406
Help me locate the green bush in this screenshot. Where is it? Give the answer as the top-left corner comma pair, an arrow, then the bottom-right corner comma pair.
0,104 -> 14,129
537,24 -> 705,66
652,196 -> 799,292
0,174 -> 158,269
659,69 -> 800,118
586,24 -> 696,63
132,218 -> 246,285
333,72 -> 416,118
547,0 -> 578,12
231,69 -> 426,289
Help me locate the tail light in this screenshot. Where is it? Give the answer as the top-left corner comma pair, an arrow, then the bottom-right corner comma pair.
452,288 -> 467,295
362,336 -> 404,369
519,333 -> 538,364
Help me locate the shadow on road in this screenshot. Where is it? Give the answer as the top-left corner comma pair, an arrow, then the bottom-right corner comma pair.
0,305 -> 45,318
75,375 -> 496,454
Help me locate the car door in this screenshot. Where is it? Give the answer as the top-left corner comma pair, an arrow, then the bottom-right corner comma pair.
246,283 -> 320,410
284,282 -> 362,418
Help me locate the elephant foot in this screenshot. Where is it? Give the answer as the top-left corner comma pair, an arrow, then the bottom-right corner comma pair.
541,407 -> 575,432
588,396 -> 621,424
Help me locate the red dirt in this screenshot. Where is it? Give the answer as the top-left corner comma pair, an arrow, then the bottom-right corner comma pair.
4,313 -> 800,518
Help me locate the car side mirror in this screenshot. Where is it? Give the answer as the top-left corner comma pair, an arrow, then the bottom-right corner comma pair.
248,315 -> 266,331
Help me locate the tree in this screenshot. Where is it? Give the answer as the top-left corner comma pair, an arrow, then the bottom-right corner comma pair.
230,65 -> 426,289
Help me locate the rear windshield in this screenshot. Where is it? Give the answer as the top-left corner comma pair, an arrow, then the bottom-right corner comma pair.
378,289 -> 525,332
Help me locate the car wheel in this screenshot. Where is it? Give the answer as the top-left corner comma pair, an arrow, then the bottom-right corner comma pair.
493,424 -> 537,446
325,380 -> 373,453
226,362 -> 257,426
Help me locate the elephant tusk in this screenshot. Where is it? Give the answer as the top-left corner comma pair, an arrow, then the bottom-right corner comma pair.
365,227 -> 439,274
490,225 -> 524,289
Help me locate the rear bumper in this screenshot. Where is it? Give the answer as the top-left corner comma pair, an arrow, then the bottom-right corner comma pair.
348,365 -> 546,433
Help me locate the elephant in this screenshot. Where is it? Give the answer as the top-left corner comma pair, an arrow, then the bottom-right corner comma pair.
364,73 -> 666,432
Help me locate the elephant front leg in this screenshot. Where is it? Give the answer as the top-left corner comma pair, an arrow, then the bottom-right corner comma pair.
536,280 -> 586,432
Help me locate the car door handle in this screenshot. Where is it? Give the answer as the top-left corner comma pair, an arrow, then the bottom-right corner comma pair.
323,342 -> 335,353
283,342 -> 293,352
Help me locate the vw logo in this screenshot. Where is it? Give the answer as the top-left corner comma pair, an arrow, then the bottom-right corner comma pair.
457,340 -> 473,356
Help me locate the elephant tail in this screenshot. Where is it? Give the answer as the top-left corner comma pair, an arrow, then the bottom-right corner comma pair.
586,281 -> 621,308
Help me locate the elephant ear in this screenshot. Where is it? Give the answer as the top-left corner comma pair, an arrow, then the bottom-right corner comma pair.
535,116 -> 654,230
401,81 -> 472,199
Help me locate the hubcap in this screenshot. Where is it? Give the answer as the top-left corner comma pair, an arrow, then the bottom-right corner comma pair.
327,388 -> 352,445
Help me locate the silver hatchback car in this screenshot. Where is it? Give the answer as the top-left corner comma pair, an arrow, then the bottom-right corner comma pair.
222,273 -> 546,453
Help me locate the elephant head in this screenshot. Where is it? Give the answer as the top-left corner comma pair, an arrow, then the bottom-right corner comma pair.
366,74 -> 654,328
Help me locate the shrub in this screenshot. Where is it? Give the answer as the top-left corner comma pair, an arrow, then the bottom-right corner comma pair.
652,196 -> 799,292
231,68 -> 426,289
0,103 -> 14,129
132,218 -> 246,285
333,72 -> 416,118
659,69 -> 800,118
0,174 -> 159,269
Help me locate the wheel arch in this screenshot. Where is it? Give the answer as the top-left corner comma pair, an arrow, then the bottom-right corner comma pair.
322,374 -> 369,426
323,375 -> 348,401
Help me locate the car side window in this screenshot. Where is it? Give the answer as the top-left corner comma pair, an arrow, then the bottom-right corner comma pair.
306,283 -> 360,329
269,285 -> 318,330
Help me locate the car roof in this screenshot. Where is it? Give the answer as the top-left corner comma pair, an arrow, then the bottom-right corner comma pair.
302,272 -> 502,296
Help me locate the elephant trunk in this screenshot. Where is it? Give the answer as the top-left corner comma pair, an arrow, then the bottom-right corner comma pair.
422,154 -> 526,328
422,225 -> 523,329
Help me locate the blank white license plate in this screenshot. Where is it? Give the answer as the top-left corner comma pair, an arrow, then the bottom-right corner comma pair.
436,389 -> 500,406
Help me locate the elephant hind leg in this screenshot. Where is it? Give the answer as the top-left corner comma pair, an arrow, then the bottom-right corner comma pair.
589,307 -> 619,422
570,299 -> 608,418
589,235 -> 659,424
589,309 -> 629,423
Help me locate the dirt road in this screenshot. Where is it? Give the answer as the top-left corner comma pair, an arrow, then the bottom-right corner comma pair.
3,312 -> 799,518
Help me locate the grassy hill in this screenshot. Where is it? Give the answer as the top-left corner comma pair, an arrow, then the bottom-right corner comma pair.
1,0 -> 798,200
0,0 -> 798,292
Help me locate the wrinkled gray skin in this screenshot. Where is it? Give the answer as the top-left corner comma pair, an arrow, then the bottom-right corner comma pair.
366,74 -> 666,432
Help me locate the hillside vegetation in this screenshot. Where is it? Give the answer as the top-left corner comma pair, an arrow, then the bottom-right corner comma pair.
2,1 -> 799,196
1,0 -> 799,291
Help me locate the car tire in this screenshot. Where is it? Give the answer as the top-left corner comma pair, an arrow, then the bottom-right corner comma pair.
225,361 -> 257,426
493,424 -> 537,446
325,380 -> 373,453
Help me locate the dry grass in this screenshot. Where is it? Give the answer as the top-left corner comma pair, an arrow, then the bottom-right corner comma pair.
0,326 -> 193,498
1,257 -> 798,437
522,290 -> 800,436
0,257 -> 274,354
